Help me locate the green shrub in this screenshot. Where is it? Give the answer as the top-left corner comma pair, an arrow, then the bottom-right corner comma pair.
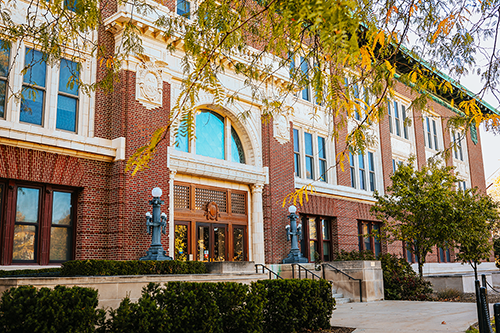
379,253 -> 433,300
333,249 -> 376,261
107,281 -> 265,333
107,279 -> 334,333
0,267 -> 61,278
61,259 -> 207,276
258,279 -> 335,333
0,285 -> 104,333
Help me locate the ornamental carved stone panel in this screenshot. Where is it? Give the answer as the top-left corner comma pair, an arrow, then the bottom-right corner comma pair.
273,113 -> 290,144
136,61 -> 163,110
204,201 -> 221,221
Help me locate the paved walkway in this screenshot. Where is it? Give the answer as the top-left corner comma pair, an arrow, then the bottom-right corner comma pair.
331,301 -> 490,332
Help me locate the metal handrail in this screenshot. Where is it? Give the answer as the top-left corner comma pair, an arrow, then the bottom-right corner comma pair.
322,263 -> 363,302
255,264 -> 283,279
291,263 -> 322,280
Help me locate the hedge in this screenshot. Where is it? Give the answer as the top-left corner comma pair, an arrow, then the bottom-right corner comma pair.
60,259 -> 207,276
0,267 -> 61,278
0,285 -> 105,333
107,280 -> 334,333
0,279 -> 335,332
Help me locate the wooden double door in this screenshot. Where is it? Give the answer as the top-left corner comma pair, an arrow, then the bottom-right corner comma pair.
173,182 -> 248,262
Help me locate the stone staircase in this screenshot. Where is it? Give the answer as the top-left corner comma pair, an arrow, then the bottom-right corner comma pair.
332,287 -> 351,304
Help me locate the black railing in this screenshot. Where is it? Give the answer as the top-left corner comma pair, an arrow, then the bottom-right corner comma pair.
255,264 -> 283,279
322,263 -> 363,302
291,263 -> 322,280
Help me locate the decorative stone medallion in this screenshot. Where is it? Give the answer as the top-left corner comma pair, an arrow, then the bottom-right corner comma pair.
273,113 -> 290,144
204,201 -> 220,221
136,61 -> 163,109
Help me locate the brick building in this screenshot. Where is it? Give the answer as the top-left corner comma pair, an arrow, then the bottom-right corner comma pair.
0,1 -> 495,268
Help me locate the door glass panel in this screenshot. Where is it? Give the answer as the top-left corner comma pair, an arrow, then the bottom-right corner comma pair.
373,224 -> 381,256
233,227 -> 245,261
16,187 -> 39,223
309,218 -> 317,239
50,227 -> 71,261
175,224 -> 188,261
13,225 -> 36,260
52,191 -> 72,225
310,240 -> 317,261
198,225 -> 210,261
323,242 -> 330,262
213,226 -> 226,261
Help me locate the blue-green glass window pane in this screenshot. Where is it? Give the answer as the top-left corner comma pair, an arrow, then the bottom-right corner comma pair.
0,80 -> 6,118
56,95 -> 77,132
388,101 -> 393,134
402,105 -> 408,139
196,111 -> 224,160
305,156 -> 313,179
373,224 -> 381,256
175,119 -> 189,152
300,57 -> 309,101
64,0 -> 77,11
368,152 -> 374,172
432,120 -> 438,149
52,191 -> 72,225
353,84 -> 360,120
358,153 -> 365,169
0,41 -> 10,77
16,187 -> 40,223
177,0 -> 190,18
394,101 -> 400,136
319,159 -> 326,182
294,154 -> 300,177
349,152 -> 355,167
59,59 -> 79,96
293,129 -> 300,152
231,126 -> 245,164
318,137 -> 325,159
304,132 -> 313,155
24,48 -> 46,87
20,87 -> 44,125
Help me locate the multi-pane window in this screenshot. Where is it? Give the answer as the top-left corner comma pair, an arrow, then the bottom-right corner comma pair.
301,216 -> 331,262
293,128 -> 301,177
424,116 -> 439,150
439,247 -> 451,263
457,180 -> 467,191
0,41 -> 9,119
21,48 -> 46,126
392,158 -> 403,173
56,59 -> 79,132
353,84 -> 361,120
452,130 -> 464,161
3,182 -> 75,264
388,100 -> 408,139
177,0 -> 191,18
175,110 -> 246,164
293,129 -> 328,182
405,242 -> 419,264
304,132 -> 314,179
358,221 -> 381,256
350,151 -> 376,192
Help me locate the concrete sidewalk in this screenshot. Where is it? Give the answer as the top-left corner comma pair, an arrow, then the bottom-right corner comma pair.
331,301 -> 489,332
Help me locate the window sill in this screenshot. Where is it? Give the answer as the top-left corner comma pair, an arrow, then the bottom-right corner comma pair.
0,119 -> 125,161
295,177 -> 377,202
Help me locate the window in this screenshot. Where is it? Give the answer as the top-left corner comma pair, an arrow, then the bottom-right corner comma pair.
439,246 -> 451,263
392,158 -> 403,173
56,59 -> 79,132
300,216 -> 332,262
0,41 -> 9,119
358,221 -> 381,256
177,0 -> 191,18
175,110 -> 246,164
300,57 -> 310,101
424,116 -> 439,150
452,130 -> 464,161
293,128 -> 300,177
404,242 -> 419,264
457,180 -> 467,191
2,181 -> 76,264
350,151 -> 376,192
304,132 -> 314,179
21,48 -> 46,126
318,136 -> 327,182
293,129 -> 328,182
388,100 -> 408,139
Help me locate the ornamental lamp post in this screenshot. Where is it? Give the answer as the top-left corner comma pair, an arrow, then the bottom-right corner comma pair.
140,187 -> 172,261
282,205 -> 308,264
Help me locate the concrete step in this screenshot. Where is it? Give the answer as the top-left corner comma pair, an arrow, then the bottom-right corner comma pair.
332,293 -> 344,298
334,297 -> 351,304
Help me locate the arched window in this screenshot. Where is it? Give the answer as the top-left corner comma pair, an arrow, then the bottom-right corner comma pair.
175,109 -> 246,164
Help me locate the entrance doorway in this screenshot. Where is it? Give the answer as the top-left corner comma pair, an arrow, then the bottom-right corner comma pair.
197,223 -> 227,262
